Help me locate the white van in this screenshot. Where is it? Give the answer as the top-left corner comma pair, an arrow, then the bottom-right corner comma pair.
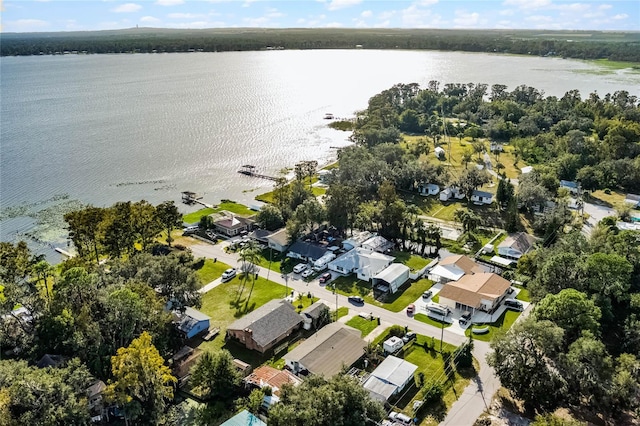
388,411 -> 412,425
293,264 -> 307,274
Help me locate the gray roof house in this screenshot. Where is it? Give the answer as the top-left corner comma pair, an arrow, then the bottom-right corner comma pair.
287,240 -> 329,262
624,193 -> 640,208
284,322 -> 365,377
497,232 -> 536,260
226,299 -> 303,353
266,228 -> 290,252
363,355 -> 418,403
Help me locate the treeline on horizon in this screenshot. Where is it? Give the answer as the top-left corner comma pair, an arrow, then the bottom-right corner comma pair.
2,28 -> 640,62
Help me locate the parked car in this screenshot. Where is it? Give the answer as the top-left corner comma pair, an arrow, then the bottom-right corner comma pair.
221,268 -> 237,282
388,411 -> 412,425
406,304 -> 415,315
318,272 -> 332,284
459,311 -> 472,325
301,268 -> 314,279
293,264 -> 307,274
504,299 -> 523,311
422,290 -> 433,300
402,331 -> 417,343
348,296 -> 364,305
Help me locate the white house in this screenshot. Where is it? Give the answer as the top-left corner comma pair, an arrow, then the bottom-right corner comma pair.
363,356 -> 418,403
429,255 -> 484,283
328,248 -> 394,282
372,263 -> 410,294
560,180 -> 579,195
342,230 -> 374,251
434,146 -> 446,159
418,183 -> 440,196
471,190 -> 493,205
361,235 -> 394,253
438,272 -> 511,314
497,232 -> 536,260
439,187 -> 464,202
266,228 -> 290,252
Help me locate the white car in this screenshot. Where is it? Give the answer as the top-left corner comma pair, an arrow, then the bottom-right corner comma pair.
301,268 -> 314,279
293,264 -> 307,274
221,268 -> 237,282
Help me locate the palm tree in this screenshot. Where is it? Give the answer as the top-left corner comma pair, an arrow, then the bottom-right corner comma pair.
454,209 -> 481,236
237,240 -> 261,304
425,225 -> 443,256
33,260 -> 53,304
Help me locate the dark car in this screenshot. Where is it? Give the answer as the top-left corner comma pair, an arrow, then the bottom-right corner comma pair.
348,296 -> 364,305
402,331 -> 417,343
504,299 -> 524,311
422,290 -> 433,300
319,272 -> 332,284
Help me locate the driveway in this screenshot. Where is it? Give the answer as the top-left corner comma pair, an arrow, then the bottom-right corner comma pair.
189,242 -> 501,426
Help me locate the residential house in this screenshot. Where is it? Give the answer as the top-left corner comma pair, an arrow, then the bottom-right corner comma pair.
439,187 -> 465,202
214,215 -> 253,237
471,190 -> 493,205
560,180 -> 579,195
418,183 -> 440,196
287,240 -> 329,262
363,356 -> 418,403
221,410 -> 266,426
434,146 -> 446,159
372,263 -> 410,294
497,232 -> 536,260
361,235 -> 394,254
624,193 -> 640,208
87,380 -> 107,422
244,365 -> 303,397
342,231 -> 375,251
249,229 -> 273,244
438,272 -> 511,314
175,307 -> 211,339
328,248 -> 395,282
266,228 -> 290,252
429,255 -> 484,283
226,299 -> 303,353
300,302 -> 329,330
284,322 -> 365,377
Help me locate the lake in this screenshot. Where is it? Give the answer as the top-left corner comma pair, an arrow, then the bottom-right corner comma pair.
1,49 -> 639,258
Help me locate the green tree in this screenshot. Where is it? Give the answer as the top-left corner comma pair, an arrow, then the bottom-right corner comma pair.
0,358 -> 93,426
64,206 -> 105,265
155,201 -> 182,247
105,331 -> 177,425
495,177 -> 514,208
454,168 -> 491,204
269,375 -> 385,426
190,350 -> 241,400
102,201 -> 136,258
534,289 -> 601,345
583,252 -> 633,303
454,208 -> 481,235
131,200 -> 162,251
255,204 -> 284,231
531,414 -> 586,426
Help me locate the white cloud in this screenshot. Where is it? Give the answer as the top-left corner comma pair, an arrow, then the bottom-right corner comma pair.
140,15 -> 161,23
502,0 -> 551,10
378,10 -> 396,20
326,0 -> 362,11
167,13 -> 204,19
4,18 -> 50,32
415,0 -> 438,5
373,20 -> 391,28
598,4 -> 612,10
401,4 -> 444,28
111,3 -> 142,13
155,0 -> 184,5
453,10 -> 483,28
325,21 -> 344,27
266,8 -> 283,18
361,10 -> 372,18
499,9 -> 514,16
525,14 -> 553,22
612,13 -> 628,20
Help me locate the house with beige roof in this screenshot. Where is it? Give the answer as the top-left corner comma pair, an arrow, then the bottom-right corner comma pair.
497,232 -> 536,260
429,255 -> 484,283
284,322 -> 365,377
438,272 -> 511,314
266,228 -> 290,252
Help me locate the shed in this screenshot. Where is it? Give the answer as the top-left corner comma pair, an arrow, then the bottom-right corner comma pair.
520,166 -> 533,174
176,307 -> 211,339
418,183 -> 440,196
363,356 -> 418,402
373,263 -> 410,294
383,336 -> 404,354
471,190 -> 493,205
434,146 -> 446,159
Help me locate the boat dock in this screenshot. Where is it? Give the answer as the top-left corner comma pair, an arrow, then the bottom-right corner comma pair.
181,191 -> 213,208
237,165 -> 278,181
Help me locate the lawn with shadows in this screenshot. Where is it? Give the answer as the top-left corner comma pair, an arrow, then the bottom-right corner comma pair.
195,259 -> 232,284
182,201 -> 255,224
414,313 -> 453,329
392,251 -> 432,272
464,309 -> 521,342
345,315 -> 379,337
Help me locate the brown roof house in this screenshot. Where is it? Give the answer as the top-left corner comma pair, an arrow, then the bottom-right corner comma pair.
226,299 -> 303,353
429,255 -> 484,283
214,214 -> 254,237
284,322 -> 365,377
244,365 -> 303,397
438,272 -> 511,314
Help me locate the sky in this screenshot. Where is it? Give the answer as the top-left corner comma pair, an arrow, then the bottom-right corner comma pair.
1,0 -> 639,33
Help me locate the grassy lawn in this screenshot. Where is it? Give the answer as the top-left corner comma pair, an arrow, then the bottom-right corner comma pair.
431,294 -> 439,303
195,259 -> 232,284
414,313 -> 453,329
312,186 -> 327,197
255,177 -> 318,204
182,201 -> 255,224
331,276 -> 434,313
515,286 -> 530,302
588,190 -> 626,208
464,309 -> 521,342
335,306 -> 349,320
345,315 -> 379,337
392,251 -> 432,272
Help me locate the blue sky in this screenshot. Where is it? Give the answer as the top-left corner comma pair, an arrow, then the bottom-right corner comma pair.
2,0 -> 638,33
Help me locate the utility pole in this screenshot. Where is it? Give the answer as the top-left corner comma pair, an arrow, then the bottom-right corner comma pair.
440,318 -> 444,352
283,272 -> 289,298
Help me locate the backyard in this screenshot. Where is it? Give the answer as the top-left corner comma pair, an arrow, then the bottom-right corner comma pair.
345,315 -> 379,337
464,309 -> 522,342
182,201 -> 256,224
195,259 -> 232,284
331,277 -> 435,313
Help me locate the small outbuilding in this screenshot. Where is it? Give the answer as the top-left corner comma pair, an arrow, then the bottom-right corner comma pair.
373,263 -> 410,294
471,190 -> 493,205
418,183 -> 440,196
176,307 -> 211,339
434,146 -> 446,159
560,180 -> 579,194
383,336 -> 404,354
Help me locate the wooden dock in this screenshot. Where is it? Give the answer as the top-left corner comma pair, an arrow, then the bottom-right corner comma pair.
237,165 -> 278,181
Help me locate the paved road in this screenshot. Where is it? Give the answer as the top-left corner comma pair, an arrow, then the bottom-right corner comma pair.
190,241 -> 503,426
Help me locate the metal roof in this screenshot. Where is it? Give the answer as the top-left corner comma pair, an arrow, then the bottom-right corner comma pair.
363,356 -> 418,401
373,263 -> 410,283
